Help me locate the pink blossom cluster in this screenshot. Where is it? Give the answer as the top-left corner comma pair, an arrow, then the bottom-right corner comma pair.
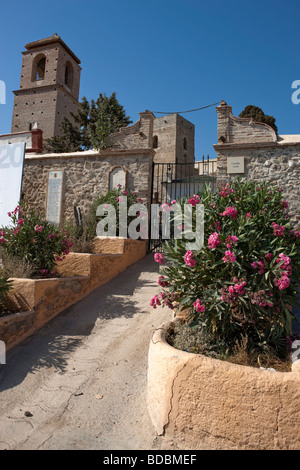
282,200 -> 289,209
222,250 -> 236,263
188,194 -> 201,206
249,290 -> 274,307
274,275 -> 290,290
208,232 -> 221,250
154,253 -> 164,264
225,235 -> 238,249
220,206 -> 238,219
7,206 -> 21,218
276,253 -> 292,274
160,291 -> 179,309
219,184 -> 233,198
193,299 -> 206,313
220,278 -> 246,303
34,224 -> 43,232
0,230 -> 6,244
246,212 -> 252,219
271,222 -> 285,236
184,250 -> 196,267
158,275 -> 169,287
251,259 -> 266,274
150,294 -> 161,309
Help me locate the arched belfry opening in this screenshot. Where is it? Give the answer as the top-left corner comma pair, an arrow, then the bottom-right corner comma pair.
32,54 -> 46,81
64,61 -> 73,90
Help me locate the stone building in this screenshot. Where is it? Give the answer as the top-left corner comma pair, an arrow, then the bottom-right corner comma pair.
11,34 -> 81,141
152,113 -> 195,164
214,100 -> 300,227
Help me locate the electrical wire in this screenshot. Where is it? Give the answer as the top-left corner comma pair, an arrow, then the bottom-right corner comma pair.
151,101 -> 221,115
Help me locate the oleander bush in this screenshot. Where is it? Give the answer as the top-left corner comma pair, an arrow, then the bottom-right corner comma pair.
0,205 -> 73,278
152,178 -> 300,360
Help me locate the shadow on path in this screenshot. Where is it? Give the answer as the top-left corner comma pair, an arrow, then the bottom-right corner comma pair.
0,254 -> 159,392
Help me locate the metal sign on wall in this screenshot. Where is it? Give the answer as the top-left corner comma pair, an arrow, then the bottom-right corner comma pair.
0,142 -> 26,228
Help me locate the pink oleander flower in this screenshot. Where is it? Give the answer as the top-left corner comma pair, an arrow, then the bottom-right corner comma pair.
188,195 -> 201,206
150,294 -> 161,309
274,275 -> 290,290
116,196 -> 124,203
137,198 -> 143,203
220,206 -> 237,219
219,184 -> 233,197
282,200 -> 289,209
184,250 -> 196,267
158,275 -> 169,287
276,253 -> 292,276
154,253 -> 164,264
193,299 -> 206,313
122,190 -> 128,195
225,235 -> 238,248
161,203 -> 170,212
210,220 -> 221,232
208,232 -> 221,250
272,222 -> 285,236
265,252 -> 273,262
234,280 -> 247,295
117,184 -> 122,188
246,212 -> 252,219
222,250 -> 236,263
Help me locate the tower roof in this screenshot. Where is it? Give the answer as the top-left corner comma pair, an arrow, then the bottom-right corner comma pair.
25,33 -> 81,64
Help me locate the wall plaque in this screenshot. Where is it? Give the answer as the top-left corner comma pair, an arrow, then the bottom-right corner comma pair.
46,170 -> 64,226
109,166 -> 127,190
227,157 -> 245,174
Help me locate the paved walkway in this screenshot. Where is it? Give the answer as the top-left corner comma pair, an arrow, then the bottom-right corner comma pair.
0,254 -> 173,450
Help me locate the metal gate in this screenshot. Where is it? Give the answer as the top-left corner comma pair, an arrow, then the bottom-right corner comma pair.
148,157 -> 217,252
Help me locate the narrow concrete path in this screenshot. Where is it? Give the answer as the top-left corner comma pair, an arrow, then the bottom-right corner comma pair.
0,254 -> 174,450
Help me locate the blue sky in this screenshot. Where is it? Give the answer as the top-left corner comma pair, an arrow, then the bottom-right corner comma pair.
0,0 -> 299,159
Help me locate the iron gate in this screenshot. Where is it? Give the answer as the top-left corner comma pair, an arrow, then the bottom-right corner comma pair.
148,157 -> 217,252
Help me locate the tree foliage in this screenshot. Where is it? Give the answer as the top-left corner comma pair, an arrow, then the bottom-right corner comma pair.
46,92 -> 132,153
239,105 -> 278,134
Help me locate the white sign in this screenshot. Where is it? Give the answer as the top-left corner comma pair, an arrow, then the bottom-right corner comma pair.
109,167 -> 126,190
0,142 -> 26,228
46,170 -> 64,226
227,157 -> 245,174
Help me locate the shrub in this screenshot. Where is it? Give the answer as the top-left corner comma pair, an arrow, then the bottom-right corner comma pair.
1,205 -> 73,277
0,275 -> 13,313
152,178 -> 300,358
86,185 -> 144,238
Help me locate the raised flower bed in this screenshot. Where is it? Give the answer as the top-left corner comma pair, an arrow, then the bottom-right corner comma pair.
148,178 -> 300,450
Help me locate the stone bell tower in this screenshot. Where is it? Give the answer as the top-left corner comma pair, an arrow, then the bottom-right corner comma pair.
11,34 -> 81,142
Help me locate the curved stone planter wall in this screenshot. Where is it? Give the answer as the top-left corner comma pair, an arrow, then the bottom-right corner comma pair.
147,320 -> 300,450
1,238 -> 147,351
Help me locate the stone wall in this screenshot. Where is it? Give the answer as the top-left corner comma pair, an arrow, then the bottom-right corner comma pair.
214,101 -> 300,228
21,110 -> 155,223
22,148 -> 154,223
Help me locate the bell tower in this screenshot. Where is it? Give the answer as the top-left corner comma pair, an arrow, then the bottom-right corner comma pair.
11,34 -> 81,142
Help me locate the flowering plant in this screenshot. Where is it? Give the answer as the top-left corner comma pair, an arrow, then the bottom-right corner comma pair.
86,185 -> 143,237
152,178 -> 300,357
1,205 -> 73,277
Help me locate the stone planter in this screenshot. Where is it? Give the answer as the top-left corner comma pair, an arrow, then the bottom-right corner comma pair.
1,238 -> 147,351
147,320 -> 300,450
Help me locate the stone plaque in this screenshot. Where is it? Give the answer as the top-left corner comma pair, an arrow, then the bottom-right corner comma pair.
46,170 -> 64,226
227,157 -> 245,174
109,167 -> 126,190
